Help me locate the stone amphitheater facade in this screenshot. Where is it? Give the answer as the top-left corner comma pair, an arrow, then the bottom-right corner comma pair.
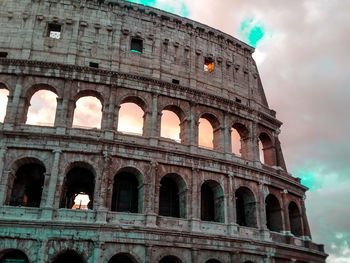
0,0 -> 327,262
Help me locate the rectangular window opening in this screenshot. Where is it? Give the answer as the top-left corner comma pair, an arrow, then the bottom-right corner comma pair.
172,79 -> 180,84
89,62 -> 99,68
0,52 -> 8,58
235,97 -> 242,103
47,23 -> 61,39
204,58 -> 214,72
130,38 -> 143,53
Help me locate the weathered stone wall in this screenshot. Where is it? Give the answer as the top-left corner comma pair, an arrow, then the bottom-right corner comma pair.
0,0 -> 326,262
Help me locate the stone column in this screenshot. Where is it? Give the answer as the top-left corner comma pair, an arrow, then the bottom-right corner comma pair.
40,172 -> 51,207
100,153 -> 113,211
179,118 -> 191,145
146,161 -> 158,227
0,170 -> 11,205
251,121 -> 260,164
301,196 -> 312,239
66,98 -> 76,128
54,79 -> 71,131
0,147 -> 7,188
223,112 -> 232,155
227,172 -> 236,235
90,241 -> 103,263
95,152 -> 110,223
191,248 -> 199,263
101,86 -> 118,140
190,168 -> 201,232
41,149 -> 61,219
281,189 -> 291,235
145,244 -> 153,263
258,182 -> 269,240
189,102 -> 198,153
36,239 -> 47,263
5,75 -> 24,126
145,92 -> 159,146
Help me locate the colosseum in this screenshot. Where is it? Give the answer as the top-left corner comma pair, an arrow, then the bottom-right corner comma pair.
0,0 -> 327,262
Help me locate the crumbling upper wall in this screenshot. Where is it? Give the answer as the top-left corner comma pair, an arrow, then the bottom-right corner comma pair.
0,0 -> 270,115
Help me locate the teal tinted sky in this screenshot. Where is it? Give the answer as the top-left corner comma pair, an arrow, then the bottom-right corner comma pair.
240,18 -> 265,48
126,0 -> 190,17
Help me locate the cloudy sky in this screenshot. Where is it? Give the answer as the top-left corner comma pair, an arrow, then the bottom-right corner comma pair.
123,0 -> 350,262
2,0 -> 348,262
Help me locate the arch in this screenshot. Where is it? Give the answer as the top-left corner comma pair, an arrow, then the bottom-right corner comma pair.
111,167 -> 143,213
231,123 -> 250,158
8,160 -> 46,207
72,95 -> 103,129
52,250 -> 85,263
24,83 -> 59,100
0,249 -> 29,263
120,96 -> 147,112
73,90 -> 104,106
161,105 -> 185,142
59,163 -> 95,210
235,187 -> 257,227
0,85 -> 9,123
258,132 -> 276,166
205,260 -> 222,263
201,180 -> 224,223
25,89 -> 58,126
118,97 -> 145,135
288,201 -> 303,237
108,253 -> 138,263
198,113 -> 221,150
159,255 -> 182,263
265,194 -> 283,232
159,173 -> 187,218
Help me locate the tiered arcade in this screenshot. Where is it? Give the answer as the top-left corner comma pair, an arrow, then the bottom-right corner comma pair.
0,0 -> 326,262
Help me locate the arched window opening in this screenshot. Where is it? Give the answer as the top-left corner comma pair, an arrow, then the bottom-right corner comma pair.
231,128 -> 241,156
198,118 -> 213,149
161,110 -> 181,142
265,194 -> 283,232
26,90 -> 57,126
232,123 -> 250,158
118,102 -> 144,135
198,114 -> 221,150
60,166 -> 95,210
111,171 -> 140,213
72,96 -> 102,129
108,253 -> 137,263
289,202 -> 303,237
205,260 -> 222,263
159,256 -> 182,263
52,250 -> 84,263
201,180 -> 224,223
258,133 -> 276,166
0,249 -> 29,263
159,174 -> 187,218
235,187 -> 257,228
0,88 -> 9,123
9,163 -> 45,207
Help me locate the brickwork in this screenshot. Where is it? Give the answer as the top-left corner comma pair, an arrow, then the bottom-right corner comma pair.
0,0 -> 326,262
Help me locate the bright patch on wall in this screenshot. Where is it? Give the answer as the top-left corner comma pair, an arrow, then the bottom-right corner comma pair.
240,18 -> 265,48
126,0 -> 190,17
